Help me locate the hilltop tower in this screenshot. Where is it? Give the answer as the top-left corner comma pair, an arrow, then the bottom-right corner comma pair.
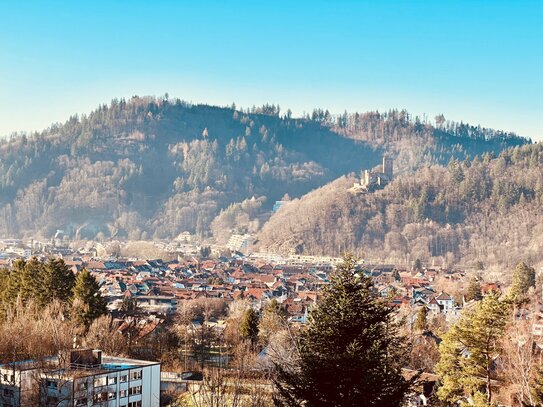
382,155 -> 393,180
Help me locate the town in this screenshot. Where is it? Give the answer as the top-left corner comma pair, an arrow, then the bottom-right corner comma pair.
2,235 -> 536,406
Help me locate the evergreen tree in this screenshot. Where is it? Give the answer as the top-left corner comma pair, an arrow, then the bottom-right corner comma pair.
436,292 -> 510,405
510,262 -> 536,301
19,257 -> 47,306
465,277 -> 483,301
72,269 -> 107,328
414,306 -> 428,331
43,258 -> 75,303
273,254 -> 413,407
239,307 -> 259,345
0,259 -> 24,306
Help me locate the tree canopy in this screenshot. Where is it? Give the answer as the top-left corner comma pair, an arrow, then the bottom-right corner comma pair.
436,292 -> 510,405
273,254 -> 413,406
72,268 -> 107,328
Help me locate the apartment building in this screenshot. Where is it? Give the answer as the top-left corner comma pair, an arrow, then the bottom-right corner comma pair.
0,349 -> 160,407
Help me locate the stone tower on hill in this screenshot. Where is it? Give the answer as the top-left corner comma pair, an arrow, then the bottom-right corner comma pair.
383,155 -> 393,180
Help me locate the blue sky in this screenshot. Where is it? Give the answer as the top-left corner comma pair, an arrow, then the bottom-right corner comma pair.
1,0 -> 542,139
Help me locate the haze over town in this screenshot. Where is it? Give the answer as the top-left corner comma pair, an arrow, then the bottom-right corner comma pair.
1,1 -> 543,407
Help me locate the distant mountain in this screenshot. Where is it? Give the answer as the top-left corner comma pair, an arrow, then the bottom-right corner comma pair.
256,143 -> 543,271
0,96 -> 529,241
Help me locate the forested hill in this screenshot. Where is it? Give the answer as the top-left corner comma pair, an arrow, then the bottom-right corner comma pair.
256,143 -> 543,271
0,96 -> 529,240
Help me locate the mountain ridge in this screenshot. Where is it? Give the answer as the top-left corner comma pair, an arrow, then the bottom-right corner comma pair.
0,95 -> 529,241
256,142 -> 543,271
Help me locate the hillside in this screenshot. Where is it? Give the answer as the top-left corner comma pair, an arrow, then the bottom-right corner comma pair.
256,143 -> 543,271
0,96 -> 528,240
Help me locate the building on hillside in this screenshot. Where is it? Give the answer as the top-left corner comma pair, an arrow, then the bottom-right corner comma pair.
349,155 -> 394,194
226,234 -> 254,253
0,349 -> 160,407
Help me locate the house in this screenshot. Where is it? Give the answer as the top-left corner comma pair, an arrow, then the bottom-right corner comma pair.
427,298 -> 441,314
435,291 -> 455,313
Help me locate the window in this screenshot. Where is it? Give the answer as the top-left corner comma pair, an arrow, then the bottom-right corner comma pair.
3,388 -> 14,397
76,381 -> 88,391
93,392 -> 108,402
108,391 -> 116,400
94,376 -> 107,388
120,374 -> 127,383
130,370 -> 142,380
128,401 -> 142,407
128,385 -> 141,395
108,376 -> 117,385
120,389 -> 128,398
46,379 -> 58,389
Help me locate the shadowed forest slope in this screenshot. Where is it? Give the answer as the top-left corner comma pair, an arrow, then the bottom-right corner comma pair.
256,143 -> 543,271
0,96 -> 528,240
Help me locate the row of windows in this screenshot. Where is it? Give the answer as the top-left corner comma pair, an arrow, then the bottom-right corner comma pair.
93,370 -> 142,388
91,385 -> 142,403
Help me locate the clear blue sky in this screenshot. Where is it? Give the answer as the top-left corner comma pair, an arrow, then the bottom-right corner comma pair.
1,0 -> 542,139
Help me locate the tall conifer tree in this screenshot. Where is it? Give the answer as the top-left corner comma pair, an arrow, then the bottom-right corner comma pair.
43,258 -> 75,304
273,254 -> 413,407
72,269 -> 107,328
436,292 -> 510,405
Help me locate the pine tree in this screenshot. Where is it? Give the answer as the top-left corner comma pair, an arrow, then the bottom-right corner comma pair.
273,254 -> 413,407
414,306 -> 428,331
466,277 -> 483,301
240,307 -> 259,345
19,257 -> 47,306
436,292 -> 510,405
1,259 -> 24,306
510,262 -> 536,301
43,258 -> 75,304
72,269 -> 107,328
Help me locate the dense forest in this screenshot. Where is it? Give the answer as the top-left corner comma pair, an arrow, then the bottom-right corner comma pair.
0,96 -> 528,241
256,143 -> 543,272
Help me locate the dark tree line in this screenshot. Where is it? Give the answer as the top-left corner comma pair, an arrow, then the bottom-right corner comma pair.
0,258 -> 106,328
